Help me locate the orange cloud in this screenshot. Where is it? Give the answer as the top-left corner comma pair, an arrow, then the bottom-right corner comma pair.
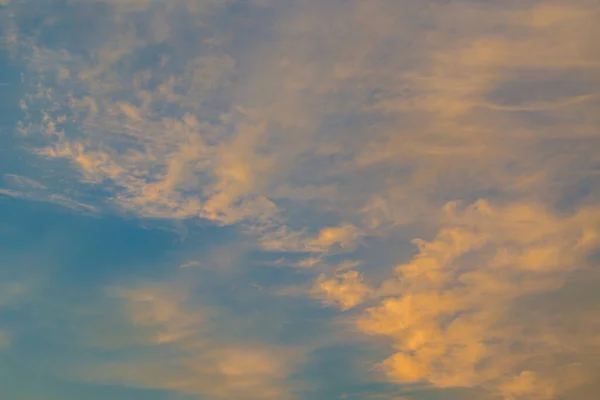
75,283 -> 304,400
312,270 -> 371,310
6,1 -> 600,398
357,200 -> 600,398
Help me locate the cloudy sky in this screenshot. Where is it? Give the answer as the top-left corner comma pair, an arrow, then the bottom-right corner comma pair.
1,0 -> 599,399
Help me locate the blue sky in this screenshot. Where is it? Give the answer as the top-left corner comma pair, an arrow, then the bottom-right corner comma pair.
1,1 -> 599,399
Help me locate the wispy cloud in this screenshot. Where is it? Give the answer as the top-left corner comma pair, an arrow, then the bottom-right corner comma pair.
75,282 -> 304,400
1,0 -> 599,399
1,174 -> 98,213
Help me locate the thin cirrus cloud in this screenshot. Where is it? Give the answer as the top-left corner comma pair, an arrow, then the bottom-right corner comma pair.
0,0 -> 599,400
70,283 -> 304,400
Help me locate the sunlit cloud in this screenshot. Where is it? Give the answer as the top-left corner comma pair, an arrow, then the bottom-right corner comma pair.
312,270 -> 371,311
1,0 -> 599,399
74,282 -> 303,400
357,200 -> 600,398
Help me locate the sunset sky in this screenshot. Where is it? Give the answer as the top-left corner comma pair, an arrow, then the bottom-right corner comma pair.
1,1 -> 599,399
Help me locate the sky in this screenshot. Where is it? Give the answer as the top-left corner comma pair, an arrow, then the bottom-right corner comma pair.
0,0 -> 599,399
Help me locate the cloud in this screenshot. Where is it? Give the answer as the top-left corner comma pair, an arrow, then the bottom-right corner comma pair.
352,2 -> 599,212
312,270 -> 371,311
9,0 -> 598,232
179,260 -> 201,269
0,331 -> 10,349
310,225 -> 362,250
2,0 -> 600,399
259,223 -> 364,254
1,174 -> 98,213
356,200 -> 600,398
73,282 -> 303,400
